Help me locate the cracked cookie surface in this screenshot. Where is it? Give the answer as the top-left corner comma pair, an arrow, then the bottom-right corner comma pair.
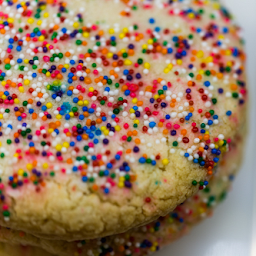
0,132 -> 245,256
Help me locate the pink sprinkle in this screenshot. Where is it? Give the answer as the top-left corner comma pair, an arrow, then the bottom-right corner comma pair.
88,142 -> 94,147
166,123 -> 172,129
124,123 -> 129,129
43,56 -> 50,62
174,124 -> 180,129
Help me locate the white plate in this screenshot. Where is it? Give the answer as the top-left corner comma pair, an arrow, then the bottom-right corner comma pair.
155,1 -> 256,255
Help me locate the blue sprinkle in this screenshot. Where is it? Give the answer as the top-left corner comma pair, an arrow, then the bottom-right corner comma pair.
139,157 -> 146,164
149,122 -> 156,128
104,188 -> 110,194
226,110 -> 232,116
213,157 -> 219,163
149,18 -> 155,24
82,176 -> 88,182
204,81 -> 210,87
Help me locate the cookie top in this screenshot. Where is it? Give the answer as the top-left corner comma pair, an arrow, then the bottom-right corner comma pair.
0,0 -> 247,239
0,132 -> 245,256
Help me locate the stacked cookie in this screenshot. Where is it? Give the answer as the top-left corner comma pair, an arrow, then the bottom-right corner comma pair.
0,0 -> 247,255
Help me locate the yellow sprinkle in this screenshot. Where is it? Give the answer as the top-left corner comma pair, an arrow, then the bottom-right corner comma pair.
42,163 -> 48,169
144,62 -> 150,69
73,22 -> 79,28
26,163 -> 33,171
27,18 -> 34,24
88,87 -> 94,92
82,32 -> 89,38
14,99 -> 19,104
55,144 -> 62,151
43,13 -> 49,18
226,49 -> 232,56
37,20 -> 42,26
147,39 -> 153,44
46,72 -> 51,77
78,100 -> 83,106
115,125 -> 121,131
0,114 -> 3,119
38,35 -> 45,41
107,52 -> 113,58
7,18 -> 14,23
177,59 -> 183,65
48,128 -> 54,133
132,98 -> 137,104
18,87 -> 24,93
124,59 -> 132,65
119,33 -> 125,39
164,68 -> 170,74
24,79 -> 30,85
188,13 -> 195,19
167,63 -> 173,69
18,169 -> 24,176
162,159 -> 169,165
56,114 -> 62,119
196,50 -> 204,58
108,28 -> 115,34
118,182 -> 124,188
83,100 -> 89,106
46,102 -> 52,109
24,59 -> 29,64
142,44 -> 148,49
63,142 -> 69,148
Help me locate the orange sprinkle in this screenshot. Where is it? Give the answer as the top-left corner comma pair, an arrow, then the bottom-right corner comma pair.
92,184 -> 98,191
134,138 -> 141,144
32,113 -> 37,119
67,158 -> 73,164
65,52 -> 71,57
181,129 -> 187,135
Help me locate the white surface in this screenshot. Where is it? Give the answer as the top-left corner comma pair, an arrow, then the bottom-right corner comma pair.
155,1 -> 256,256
